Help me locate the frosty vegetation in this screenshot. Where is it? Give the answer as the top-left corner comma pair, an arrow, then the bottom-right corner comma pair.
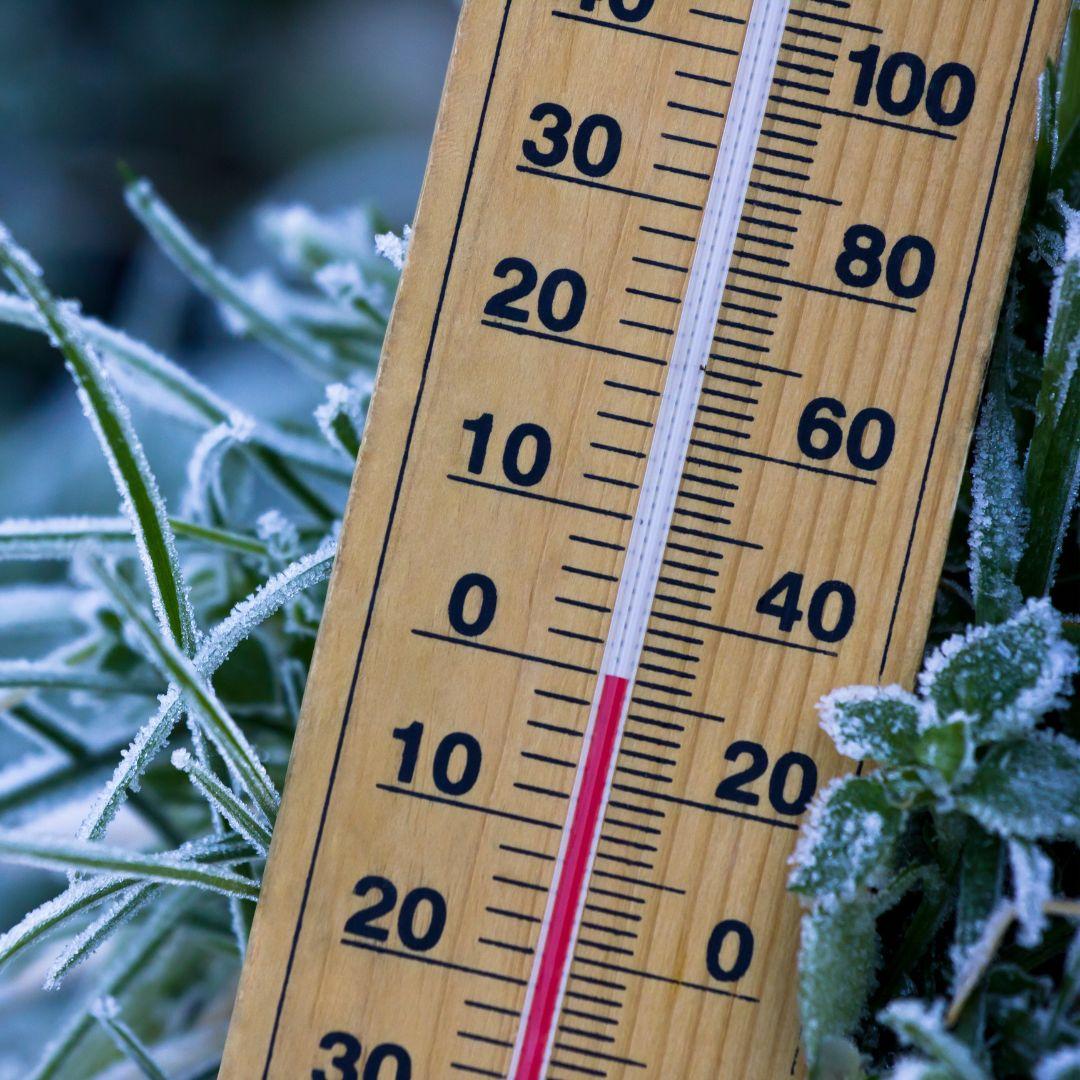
791,20 -> 1080,1079
0,173 -> 403,1077
0,18 -> 1075,1080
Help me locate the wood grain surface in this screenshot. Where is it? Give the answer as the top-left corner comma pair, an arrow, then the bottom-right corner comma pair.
221,1 -> 1069,1076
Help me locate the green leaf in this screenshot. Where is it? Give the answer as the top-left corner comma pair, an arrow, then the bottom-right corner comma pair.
879,1000 -> 989,1080
0,226 -> 195,653
956,731 -> 1080,841
915,720 -> 974,788
818,685 -> 923,764
799,897 -> 879,1073
124,175 -> 349,383
1019,213 -> 1080,596
28,893 -> 188,1080
789,777 -> 903,901
968,384 -> 1027,624
88,557 -> 279,823
92,996 -> 173,1080
171,749 -> 272,854
919,599 -> 1077,741
0,832 -> 260,900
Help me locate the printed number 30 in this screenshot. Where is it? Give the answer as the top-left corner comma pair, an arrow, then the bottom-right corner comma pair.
312,1031 -> 411,1080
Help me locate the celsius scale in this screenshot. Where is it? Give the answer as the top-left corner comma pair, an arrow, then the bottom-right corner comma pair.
222,1 -> 1070,1076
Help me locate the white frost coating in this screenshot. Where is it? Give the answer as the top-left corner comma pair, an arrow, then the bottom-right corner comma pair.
0,225 -> 195,650
0,829 -> 260,899
180,415 -> 255,522
375,226 -> 413,270
890,1059 -> 941,1080
880,999 -> 988,1080
260,204 -> 378,270
818,684 -> 921,761
968,388 -> 1027,612
256,510 -> 300,563
0,586 -> 84,629
919,598 -> 1078,740
0,873 -> 127,969
0,516 -> 132,560
788,776 -> 890,901
315,380 -> 371,456
1009,839 -> 1053,947
315,261 -> 389,314
44,883 -> 155,991
91,995 -> 120,1022
78,537 -> 336,839
1035,1046 -> 1080,1080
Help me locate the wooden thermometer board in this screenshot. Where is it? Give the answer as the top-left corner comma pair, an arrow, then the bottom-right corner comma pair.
223,1 -> 1068,1077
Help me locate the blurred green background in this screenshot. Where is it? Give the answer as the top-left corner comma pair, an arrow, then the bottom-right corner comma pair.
0,0 -> 455,515
0,4 -> 455,1070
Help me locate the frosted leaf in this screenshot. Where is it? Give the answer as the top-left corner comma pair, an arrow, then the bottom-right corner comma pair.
789,776 -> 902,901
315,381 -> 370,459
0,585 -> 85,629
919,599 -> 1077,742
798,895 -> 879,1067
1009,839 -> 1053,947
1036,1047 -> 1080,1080
376,226 -> 413,270
0,874 -> 128,971
956,730 -> 1080,841
88,556 -> 279,820
259,203 -> 379,271
914,719 -> 976,791
818,685 -> 922,763
125,177 -> 347,382
45,882 -> 154,990
315,261 -> 389,315
968,386 -> 1027,621
890,1059 -> 953,1080
79,537 -> 335,839
879,999 -> 989,1080
0,659 -> 158,697
256,510 -> 300,563
91,992 -> 171,1080
0,516 -> 131,560
0,830 -> 260,900
180,415 -> 254,522
172,748 -> 272,854
0,227 -> 196,652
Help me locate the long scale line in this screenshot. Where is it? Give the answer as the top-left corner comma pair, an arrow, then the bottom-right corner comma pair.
508,4 -> 791,1077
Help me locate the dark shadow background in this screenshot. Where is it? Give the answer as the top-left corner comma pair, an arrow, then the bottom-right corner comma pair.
0,0 -> 457,421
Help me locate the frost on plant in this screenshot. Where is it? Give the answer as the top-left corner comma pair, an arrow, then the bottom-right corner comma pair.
789,78 -> 1080,1067
0,174 -> 398,1075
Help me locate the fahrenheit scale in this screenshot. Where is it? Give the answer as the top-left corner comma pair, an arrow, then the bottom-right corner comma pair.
222,1 -> 1068,1076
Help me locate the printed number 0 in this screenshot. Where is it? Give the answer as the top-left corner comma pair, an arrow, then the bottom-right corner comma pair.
707,920 -> 754,982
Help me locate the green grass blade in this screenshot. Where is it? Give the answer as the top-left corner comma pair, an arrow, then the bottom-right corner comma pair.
0,226 -> 195,653
78,539 -> 333,839
1019,222 -> 1080,596
125,175 -> 350,382
88,557 -> 280,821
28,892 -> 189,1080
0,516 -> 270,560
0,832 -> 260,900
172,749 -> 273,853
0,661 -> 159,697
92,996 -> 173,1080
